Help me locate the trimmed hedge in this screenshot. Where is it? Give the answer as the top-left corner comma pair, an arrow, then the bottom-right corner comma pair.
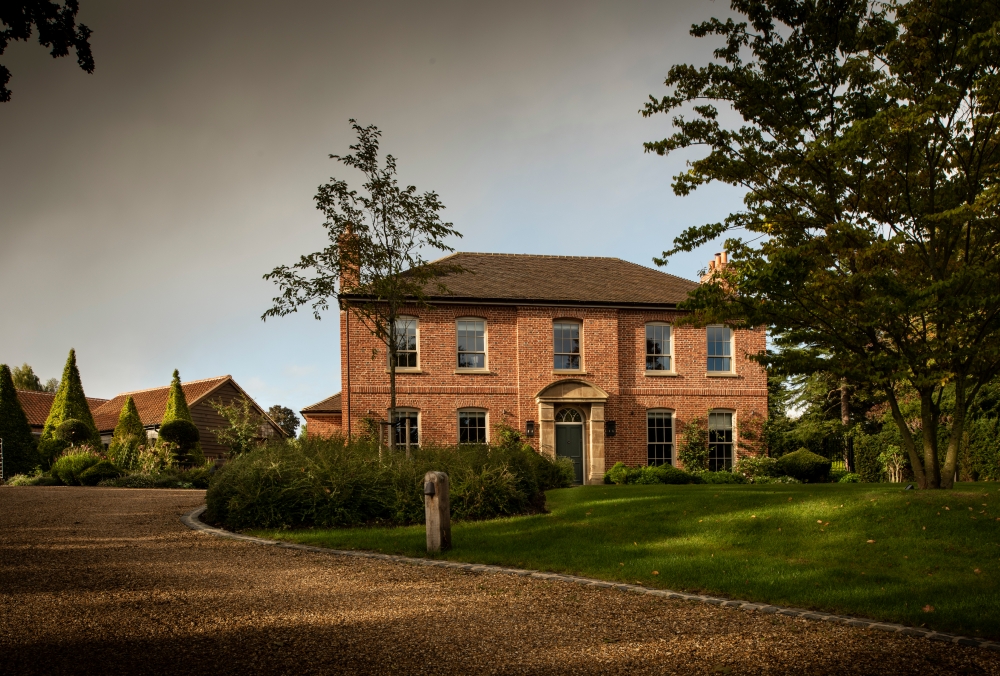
604,462 -> 698,485
776,448 -> 832,483
79,461 -> 122,486
205,436 -> 572,530
40,349 -> 100,447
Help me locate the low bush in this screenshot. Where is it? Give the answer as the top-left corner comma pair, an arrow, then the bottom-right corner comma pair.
99,474 -> 157,488
603,462 -> 697,485
50,448 -> 103,486
753,475 -> 802,484
78,461 -> 122,486
734,456 -> 779,482
698,470 -> 747,484
775,448 -> 832,483
838,472 -> 861,483
37,438 -> 69,469
205,436 -> 569,531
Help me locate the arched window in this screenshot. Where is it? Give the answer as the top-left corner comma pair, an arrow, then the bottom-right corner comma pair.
555,408 -> 583,423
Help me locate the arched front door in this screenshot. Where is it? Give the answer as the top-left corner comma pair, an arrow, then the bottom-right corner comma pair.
555,408 -> 584,484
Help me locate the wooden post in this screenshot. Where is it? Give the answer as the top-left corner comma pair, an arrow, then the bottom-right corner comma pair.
424,471 -> 451,553
405,418 -> 412,459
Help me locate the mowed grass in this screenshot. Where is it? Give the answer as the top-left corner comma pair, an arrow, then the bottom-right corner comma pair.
251,482 -> 1000,638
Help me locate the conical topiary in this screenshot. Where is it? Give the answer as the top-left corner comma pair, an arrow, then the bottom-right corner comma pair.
108,396 -> 145,470
161,369 -> 193,425
0,364 -> 39,478
40,349 -> 100,447
160,369 -> 203,466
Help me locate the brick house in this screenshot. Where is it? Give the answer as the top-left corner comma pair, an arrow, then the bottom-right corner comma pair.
308,252 -> 767,484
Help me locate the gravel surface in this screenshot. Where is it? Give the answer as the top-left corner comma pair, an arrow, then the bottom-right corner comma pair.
1,487 -> 998,675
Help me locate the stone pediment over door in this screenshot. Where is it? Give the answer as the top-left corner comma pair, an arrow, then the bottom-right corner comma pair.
534,379 -> 609,404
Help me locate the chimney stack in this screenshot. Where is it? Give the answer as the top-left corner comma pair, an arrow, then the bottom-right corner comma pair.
701,251 -> 728,283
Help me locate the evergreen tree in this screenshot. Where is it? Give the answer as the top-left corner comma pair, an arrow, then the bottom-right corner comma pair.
107,396 -> 144,470
40,349 -> 99,446
0,364 -> 38,477
161,370 -> 193,425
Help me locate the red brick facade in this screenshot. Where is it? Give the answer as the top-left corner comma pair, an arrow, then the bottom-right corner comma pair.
335,301 -> 767,482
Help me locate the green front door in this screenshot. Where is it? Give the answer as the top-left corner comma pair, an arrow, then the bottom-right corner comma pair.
556,424 -> 584,484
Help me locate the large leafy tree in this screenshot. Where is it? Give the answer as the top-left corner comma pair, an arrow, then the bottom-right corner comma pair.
263,120 -> 462,448
10,363 -> 58,392
644,0 -> 1000,488
0,0 -> 94,102
267,405 -> 299,438
0,364 -> 38,477
40,348 -> 99,446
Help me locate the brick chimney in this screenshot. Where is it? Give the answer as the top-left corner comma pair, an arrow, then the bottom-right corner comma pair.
700,251 -> 728,283
338,227 -> 360,292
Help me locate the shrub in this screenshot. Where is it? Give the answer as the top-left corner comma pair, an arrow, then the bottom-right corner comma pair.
852,432 -> 885,482
775,448 -> 832,483
7,472 -> 60,486
39,349 -> 100,447
79,461 -> 122,486
108,396 -> 145,471
51,448 -> 103,485
37,438 -> 70,469
55,419 -> 94,445
838,472 -> 861,483
677,417 -> 709,472
99,474 -> 157,488
755,475 -> 802,484
0,363 -> 39,478
734,456 -> 778,481
6,473 -> 35,486
158,419 -> 203,465
204,436 -> 566,530
603,462 -> 697,485
698,470 -> 747,484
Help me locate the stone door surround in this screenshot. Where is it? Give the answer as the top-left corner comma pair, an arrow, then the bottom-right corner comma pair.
535,379 -> 609,485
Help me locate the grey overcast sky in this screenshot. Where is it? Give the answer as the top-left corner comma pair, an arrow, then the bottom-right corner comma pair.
0,0 -> 744,419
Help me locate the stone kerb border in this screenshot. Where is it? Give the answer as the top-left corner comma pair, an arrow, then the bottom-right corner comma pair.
182,506 -> 998,652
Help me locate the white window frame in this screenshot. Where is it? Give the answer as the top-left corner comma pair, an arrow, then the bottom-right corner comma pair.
455,317 -> 488,372
457,408 -> 489,444
706,325 -> 734,374
553,320 -> 583,372
707,410 -> 736,471
390,316 -> 420,371
644,322 -> 674,375
646,409 -> 675,467
390,408 -> 420,448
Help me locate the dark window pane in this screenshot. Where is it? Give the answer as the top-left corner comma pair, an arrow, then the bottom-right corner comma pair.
459,411 -> 487,444
647,411 -> 673,466
392,412 -> 419,447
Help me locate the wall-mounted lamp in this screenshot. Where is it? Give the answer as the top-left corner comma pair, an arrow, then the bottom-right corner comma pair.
525,420 -> 535,438
605,421 -> 617,437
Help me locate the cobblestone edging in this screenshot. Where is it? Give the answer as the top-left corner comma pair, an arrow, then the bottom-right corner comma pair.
182,506 -> 999,652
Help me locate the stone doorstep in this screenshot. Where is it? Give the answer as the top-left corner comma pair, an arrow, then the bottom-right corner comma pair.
182,506 -> 996,652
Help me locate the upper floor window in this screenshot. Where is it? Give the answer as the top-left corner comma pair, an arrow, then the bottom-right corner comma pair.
708,411 -> 734,471
553,322 -> 581,370
645,323 -> 672,371
392,317 -> 418,369
458,409 -> 488,444
457,319 -> 486,369
707,325 -> 732,372
392,409 -> 419,447
647,410 -> 673,466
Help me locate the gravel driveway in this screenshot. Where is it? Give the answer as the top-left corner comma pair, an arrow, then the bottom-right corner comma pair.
0,487 -> 997,675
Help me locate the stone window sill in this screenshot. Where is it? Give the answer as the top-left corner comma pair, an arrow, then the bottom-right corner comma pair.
552,370 -> 587,376
385,368 -> 423,374
645,370 -> 678,377
454,369 -> 493,375
706,372 -> 739,378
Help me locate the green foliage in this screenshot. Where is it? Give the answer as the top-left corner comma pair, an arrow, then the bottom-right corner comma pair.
603,462 -> 697,486
838,473 -> 861,483
136,442 -> 175,474
158,419 -> 200,446
698,471 -> 747,485
852,431 -> 886,483
676,417 -> 708,472
205,436 -> 565,530
108,396 -> 144,471
878,445 -> 908,483
494,421 -> 573,491
98,474 -> 157,488
55,418 -> 92,445
734,456 -> 778,482
210,395 -> 266,457
775,449 -> 832,483
962,417 -> 1000,481
11,363 -> 41,390
50,448 -> 102,486
78,460 -> 121,486
267,405 -> 299,438
0,363 -> 38,477
161,369 -> 193,424
6,472 -> 59,486
40,349 -> 99,446
36,438 -> 69,469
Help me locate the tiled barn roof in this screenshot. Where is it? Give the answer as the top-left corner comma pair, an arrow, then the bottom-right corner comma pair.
17,390 -> 109,429
90,376 -> 232,432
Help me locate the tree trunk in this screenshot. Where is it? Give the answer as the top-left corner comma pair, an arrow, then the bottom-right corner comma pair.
940,378 -> 968,489
840,380 -> 851,471
920,391 -> 941,489
886,388 -> 928,488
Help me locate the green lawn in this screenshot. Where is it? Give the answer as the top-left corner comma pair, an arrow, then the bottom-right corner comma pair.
251,482 -> 1000,638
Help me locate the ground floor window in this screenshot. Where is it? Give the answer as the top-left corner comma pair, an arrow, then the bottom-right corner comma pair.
708,411 -> 734,471
647,411 -> 673,466
392,410 -> 419,447
459,410 -> 487,444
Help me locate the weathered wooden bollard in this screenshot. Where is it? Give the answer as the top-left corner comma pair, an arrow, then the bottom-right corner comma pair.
424,471 -> 451,553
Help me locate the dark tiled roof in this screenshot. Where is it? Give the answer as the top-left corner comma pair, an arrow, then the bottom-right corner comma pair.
16,390 -> 109,429
383,253 -> 699,306
91,376 -> 232,432
301,392 -> 341,414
